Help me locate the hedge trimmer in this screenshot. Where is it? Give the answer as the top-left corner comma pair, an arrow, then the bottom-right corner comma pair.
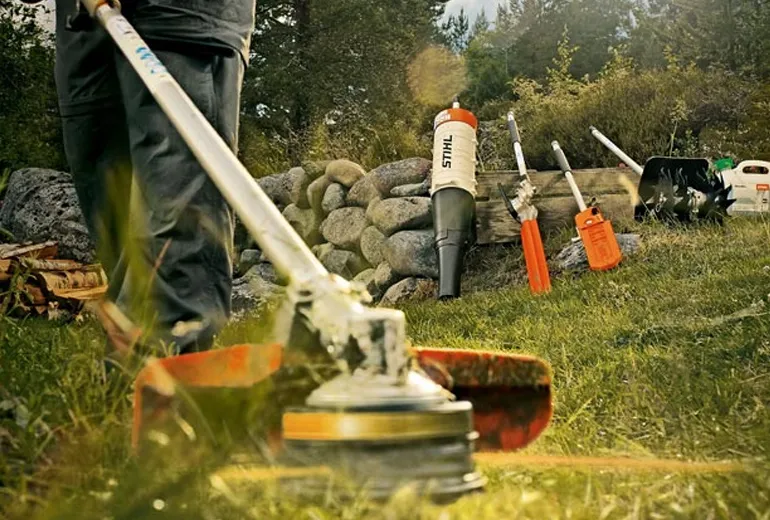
498,111 -> 551,294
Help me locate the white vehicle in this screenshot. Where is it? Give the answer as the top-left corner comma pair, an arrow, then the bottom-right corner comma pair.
720,161 -> 770,215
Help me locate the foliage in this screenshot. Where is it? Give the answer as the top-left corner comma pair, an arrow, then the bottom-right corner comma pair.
477,41 -> 763,170
438,7 -> 470,54
242,0 -> 448,164
0,3 -> 65,173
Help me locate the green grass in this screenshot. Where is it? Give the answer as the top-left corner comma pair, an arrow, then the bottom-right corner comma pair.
2,218 -> 770,519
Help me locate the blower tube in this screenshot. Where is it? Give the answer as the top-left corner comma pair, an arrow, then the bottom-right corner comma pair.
431,102 -> 478,300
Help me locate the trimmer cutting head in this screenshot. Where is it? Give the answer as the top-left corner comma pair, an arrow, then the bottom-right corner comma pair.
279,401 -> 485,500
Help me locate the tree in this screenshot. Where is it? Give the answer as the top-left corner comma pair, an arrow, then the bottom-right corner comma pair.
440,8 -> 470,54
636,0 -> 770,78
242,0 -> 449,163
0,2 -> 64,172
469,8 -> 490,40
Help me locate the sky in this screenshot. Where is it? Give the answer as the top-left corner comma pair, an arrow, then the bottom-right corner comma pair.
445,0 -> 505,23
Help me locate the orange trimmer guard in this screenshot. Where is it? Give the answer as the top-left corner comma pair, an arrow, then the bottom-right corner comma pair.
575,208 -> 622,271
413,347 -> 552,452
132,344 -> 552,455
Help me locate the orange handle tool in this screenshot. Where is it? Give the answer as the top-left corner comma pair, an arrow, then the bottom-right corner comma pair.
575,208 -> 622,271
552,140 -> 622,271
521,219 -> 551,294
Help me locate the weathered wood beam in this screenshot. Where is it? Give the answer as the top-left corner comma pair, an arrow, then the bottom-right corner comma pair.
475,168 -> 639,244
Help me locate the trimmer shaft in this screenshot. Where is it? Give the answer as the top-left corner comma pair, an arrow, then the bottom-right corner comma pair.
279,401 -> 485,501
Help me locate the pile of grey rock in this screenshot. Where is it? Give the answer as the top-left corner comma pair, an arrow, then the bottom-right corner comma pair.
237,157 -> 440,307
0,161 -> 444,313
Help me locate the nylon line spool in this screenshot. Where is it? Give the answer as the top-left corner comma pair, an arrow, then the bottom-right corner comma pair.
278,401 -> 486,501
431,101 -> 478,299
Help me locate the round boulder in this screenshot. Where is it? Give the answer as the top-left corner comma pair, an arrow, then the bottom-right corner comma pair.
321,183 -> 347,214
369,158 -> 431,197
369,197 -> 432,236
231,270 -> 282,315
326,159 -> 366,187
0,168 -> 94,262
346,175 -> 381,207
319,248 -> 369,279
289,167 -> 312,209
307,175 -> 334,215
238,248 -> 261,276
378,277 -> 437,306
311,242 -> 335,258
282,204 -> 323,246
257,170 -> 298,208
555,233 -> 640,271
320,207 -> 368,250
360,226 -> 386,266
390,180 -> 430,197
302,160 -> 332,179
352,268 -> 379,300
383,229 -> 438,279
374,261 -> 403,291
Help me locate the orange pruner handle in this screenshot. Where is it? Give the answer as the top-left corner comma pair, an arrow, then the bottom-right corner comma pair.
520,219 -> 551,294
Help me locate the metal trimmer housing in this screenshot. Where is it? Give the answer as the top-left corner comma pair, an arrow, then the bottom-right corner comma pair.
279,401 -> 485,501
589,126 -> 735,223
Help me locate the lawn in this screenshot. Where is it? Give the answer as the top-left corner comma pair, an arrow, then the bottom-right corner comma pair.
1,218 -> 769,519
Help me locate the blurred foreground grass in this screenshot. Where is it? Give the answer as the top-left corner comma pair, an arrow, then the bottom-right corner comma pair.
1,218 -> 769,519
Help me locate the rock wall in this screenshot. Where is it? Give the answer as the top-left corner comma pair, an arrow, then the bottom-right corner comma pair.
0,160 -> 442,305
238,157 -> 440,304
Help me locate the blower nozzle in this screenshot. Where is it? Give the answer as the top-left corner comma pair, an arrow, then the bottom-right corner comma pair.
433,187 -> 475,299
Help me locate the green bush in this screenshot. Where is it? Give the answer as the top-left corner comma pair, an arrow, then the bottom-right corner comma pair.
237,116 -> 291,178
477,47 -> 765,171
304,117 -> 432,171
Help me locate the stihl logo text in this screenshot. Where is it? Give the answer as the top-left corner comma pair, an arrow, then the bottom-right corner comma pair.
442,135 -> 453,168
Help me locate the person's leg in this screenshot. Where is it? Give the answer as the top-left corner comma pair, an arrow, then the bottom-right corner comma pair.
115,49 -> 240,353
54,0 -> 132,301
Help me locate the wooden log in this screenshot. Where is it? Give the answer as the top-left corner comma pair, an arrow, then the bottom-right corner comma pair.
0,259 -> 10,283
35,269 -> 108,296
474,169 -> 639,245
0,241 -> 58,260
17,258 -> 85,271
53,285 -> 108,302
476,168 -> 638,201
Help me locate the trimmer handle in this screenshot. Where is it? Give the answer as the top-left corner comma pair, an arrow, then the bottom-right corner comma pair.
551,141 -> 573,175
507,111 -> 522,145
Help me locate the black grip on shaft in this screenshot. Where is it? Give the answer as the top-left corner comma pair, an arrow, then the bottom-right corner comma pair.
507,112 -> 521,144
551,141 -> 572,174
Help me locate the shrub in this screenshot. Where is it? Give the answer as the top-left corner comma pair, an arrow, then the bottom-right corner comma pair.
477,47 -> 764,171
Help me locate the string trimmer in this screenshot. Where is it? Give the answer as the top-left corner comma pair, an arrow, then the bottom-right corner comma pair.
73,0 -> 553,501
498,111 -> 551,294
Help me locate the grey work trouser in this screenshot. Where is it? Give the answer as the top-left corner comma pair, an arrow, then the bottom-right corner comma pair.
55,2 -> 239,353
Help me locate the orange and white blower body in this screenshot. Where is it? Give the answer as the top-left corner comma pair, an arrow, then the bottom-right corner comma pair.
431,102 -> 478,299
